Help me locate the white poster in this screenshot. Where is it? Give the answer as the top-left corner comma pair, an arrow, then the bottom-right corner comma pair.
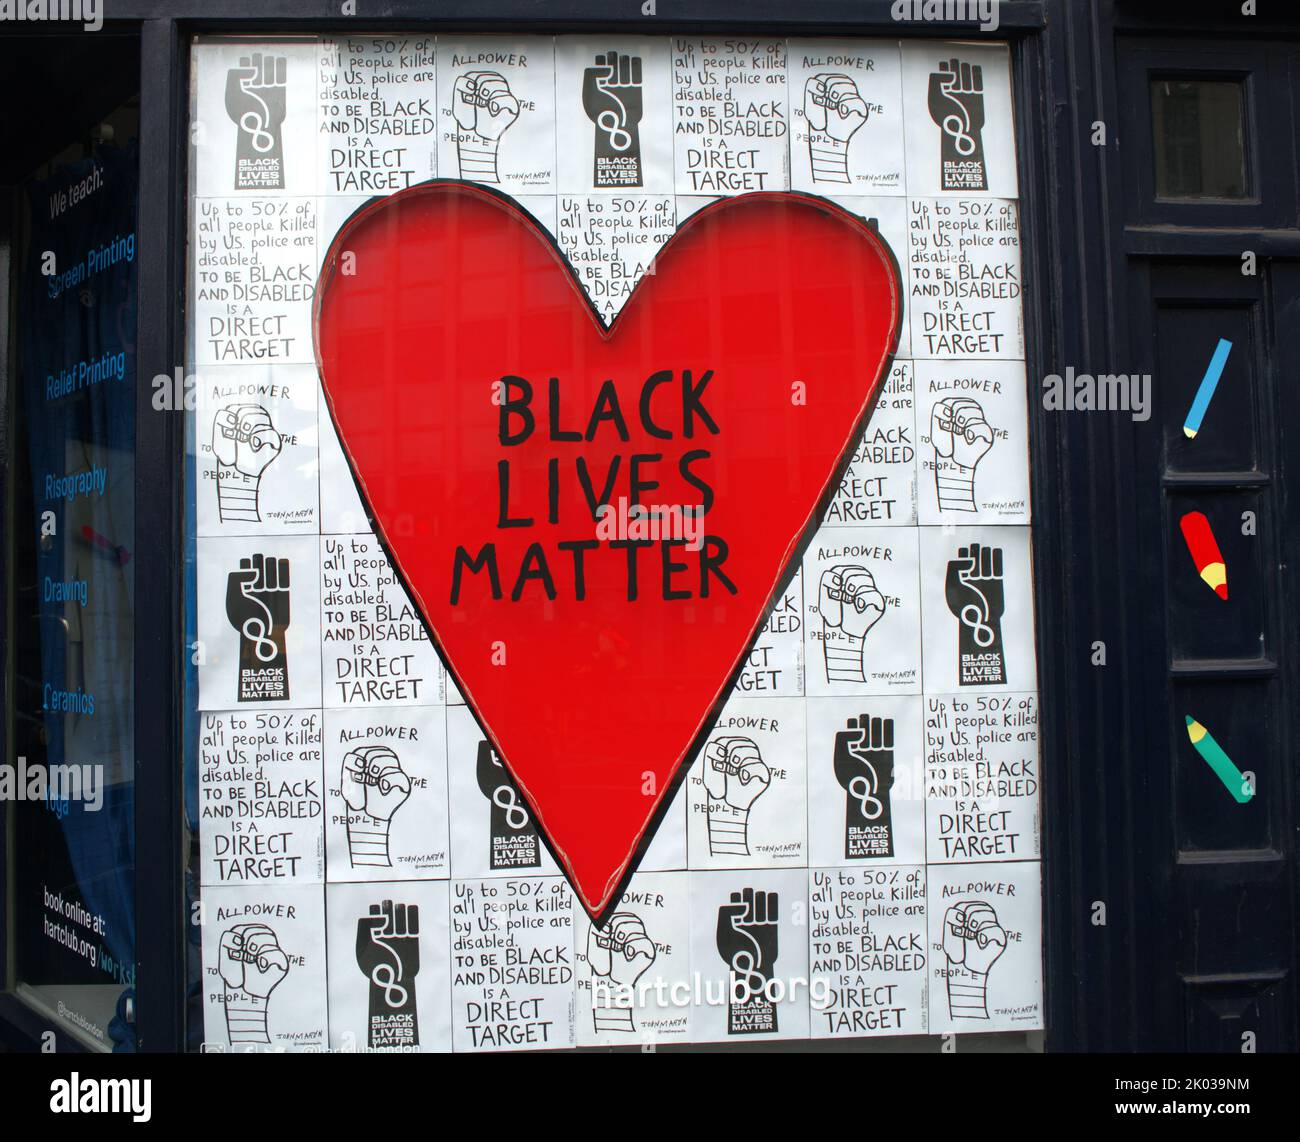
192,197 -> 320,369
192,41 -> 319,198
789,39 -> 905,194
556,37 -> 673,193
198,709 -> 325,887
689,869 -> 811,1041
825,360 -> 918,527
908,197 -> 1024,360
803,525 -> 922,696
317,37 -> 439,195
901,42 -> 1018,198
320,533 -> 444,709
323,705 -> 450,881
687,695 -> 808,870
671,37 -> 789,194
195,363 -> 320,536
918,525 -> 1037,694
574,871 -> 692,1046
449,876 -> 576,1051
327,881 -> 452,1052
925,692 -> 1039,864
916,358 -> 1031,523
446,703 -> 561,879
809,865 -> 928,1038
733,569 -> 805,698
806,695 -> 926,868
926,860 -> 1042,1034
202,884 -> 328,1052
436,37 -> 556,192
196,534 -> 323,711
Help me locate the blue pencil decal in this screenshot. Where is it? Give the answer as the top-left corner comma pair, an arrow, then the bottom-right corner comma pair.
1183,338 -> 1232,439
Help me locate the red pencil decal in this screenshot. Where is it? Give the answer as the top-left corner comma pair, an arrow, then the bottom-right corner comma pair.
1178,511 -> 1227,600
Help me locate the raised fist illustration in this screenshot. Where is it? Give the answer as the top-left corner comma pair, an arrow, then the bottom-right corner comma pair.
357,901 -> 421,1048
943,900 -> 1007,1018
927,58 -> 988,190
226,553 -> 292,701
219,923 -> 290,998
834,715 -> 895,857
717,889 -> 779,1032
588,912 -> 657,1031
703,735 -> 771,812
342,745 -> 412,822
219,922 -> 289,1045
342,746 -> 412,868
932,397 -> 995,513
703,735 -> 770,857
583,51 -> 644,186
213,404 -> 283,522
945,544 -> 1007,685
805,73 -> 868,184
453,71 -> 520,183
225,54 -> 287,190
820,565 -> 886,639
819,564 -> 886,683
476,739 -> 541,869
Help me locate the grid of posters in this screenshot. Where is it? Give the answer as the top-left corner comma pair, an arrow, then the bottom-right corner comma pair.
187,34 -> 1040,1051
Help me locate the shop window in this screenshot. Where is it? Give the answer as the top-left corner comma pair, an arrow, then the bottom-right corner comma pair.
1150,76 -> 1248,200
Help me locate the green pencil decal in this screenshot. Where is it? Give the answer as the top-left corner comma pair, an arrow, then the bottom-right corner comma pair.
1185,716 -> 1253,803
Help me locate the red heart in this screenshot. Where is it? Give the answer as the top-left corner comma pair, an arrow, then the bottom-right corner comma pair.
315,183 -> 901,917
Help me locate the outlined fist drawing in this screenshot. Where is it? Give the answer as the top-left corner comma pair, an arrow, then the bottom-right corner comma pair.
717,888 -> 779,995
213,403 -> 283,476
703,735 -> 771,812
213,403 -> 283,477
225,53 -> 288,190
833,714 -> 894,822
452,71 -> 521,140
943,900 -> 1007,976
588,912 -> 657,989
819,565 -> 887,639
225,553 -> 291,660
932,397 -> 994,470
945,544 -> 1005,649
219,923 -> 289,998
342,745 -> 412,822
804,73 -> 869,140
927,58 -> 988,190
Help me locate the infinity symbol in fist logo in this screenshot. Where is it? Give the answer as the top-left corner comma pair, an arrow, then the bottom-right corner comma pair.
717,888 -> 780,1035
927,58 -> 988,191
225,53 -> 287,190
583,51 -> 644,187
356,900 -> 421,1049
944,543 -> 1006,686
226,553 -> 292,702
